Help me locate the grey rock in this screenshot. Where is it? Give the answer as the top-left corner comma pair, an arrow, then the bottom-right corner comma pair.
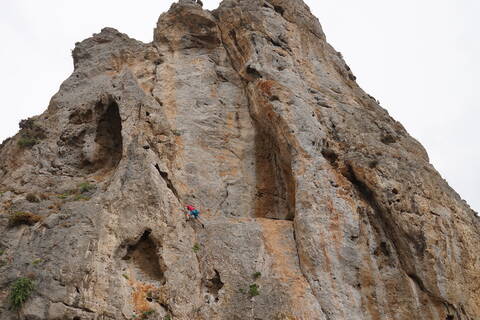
0,0 -> 478,319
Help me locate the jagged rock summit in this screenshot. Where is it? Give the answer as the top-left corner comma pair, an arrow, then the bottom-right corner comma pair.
0,0 -> 478,319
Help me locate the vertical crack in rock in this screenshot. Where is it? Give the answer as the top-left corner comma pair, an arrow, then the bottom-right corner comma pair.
406,273 -> 466,320
291,225 -> 320,301
154,163 -> 180,201
341,162 -> 467,318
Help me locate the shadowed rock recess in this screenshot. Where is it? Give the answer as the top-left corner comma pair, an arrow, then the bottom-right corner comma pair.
0,0 -> 478,319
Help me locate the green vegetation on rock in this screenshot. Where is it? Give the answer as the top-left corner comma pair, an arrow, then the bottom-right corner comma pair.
9,277 -> 35,310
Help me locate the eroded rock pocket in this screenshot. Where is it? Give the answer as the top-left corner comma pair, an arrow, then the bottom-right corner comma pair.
254,129 -> 295,221
90,98 -> 123,171
122,230 -> 166,284
203,269 -> 224,304
59,96 -> 123,174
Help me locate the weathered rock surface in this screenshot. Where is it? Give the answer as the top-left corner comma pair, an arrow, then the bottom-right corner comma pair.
0,0 -> 478,319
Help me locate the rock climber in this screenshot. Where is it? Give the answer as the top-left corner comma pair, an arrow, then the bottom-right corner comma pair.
185,205 -> 205,228
186,205 -> 200,220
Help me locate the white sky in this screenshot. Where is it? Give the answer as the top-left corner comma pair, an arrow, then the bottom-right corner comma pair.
0,0 -> 478,213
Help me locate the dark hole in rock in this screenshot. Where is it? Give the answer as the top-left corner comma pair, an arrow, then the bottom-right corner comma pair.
381,134 -> 397,145
89,99 -> 123,171
369,160 -> 379,169
122,230 -> 166,284
407,273 -> 428,292
246,66 -> 262,79
205,270 -> 224,303
322,148 -> 338,166
146,111 -> 150,116
373,241 -> 390,257
274,5 -> 285,16
392,188 -> 399,194
379,241 -> 390,256
446,316 -> 454,320
143,145 -> 150,150
270,95 -> 280,102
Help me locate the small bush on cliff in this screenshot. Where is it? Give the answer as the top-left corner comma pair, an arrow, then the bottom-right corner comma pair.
141,310 -> 155,319
249,283 -> 260,297
26,193 -> 40,203
73,194 -> 90,201
57,192 -> 71,199
17,136 -> 39,148
193,243 -> 201,252
252,272 -> 262,279
78,182 -> 95,194
9,277 -> 35,310
31,258 -> 43,266
8,211 -> 42,227
17,118 -> 46,149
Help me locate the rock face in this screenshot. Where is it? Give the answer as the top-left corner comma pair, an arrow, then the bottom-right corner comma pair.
0,0 -> 478,319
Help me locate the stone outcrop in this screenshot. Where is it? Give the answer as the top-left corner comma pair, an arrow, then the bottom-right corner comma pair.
0,0 -> 478,319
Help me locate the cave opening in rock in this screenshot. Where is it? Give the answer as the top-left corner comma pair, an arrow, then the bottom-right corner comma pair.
254,129 -> 295,220
123,230 -> 166,284
274,5 -> 285,16
91,98 -> 123,171
205,269 -> 224,303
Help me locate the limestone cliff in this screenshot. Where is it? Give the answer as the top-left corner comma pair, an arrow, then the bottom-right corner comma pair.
0,0 -> 478,319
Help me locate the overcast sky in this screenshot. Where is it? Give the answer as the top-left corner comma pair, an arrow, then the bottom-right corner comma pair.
1,0 -> 478,213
